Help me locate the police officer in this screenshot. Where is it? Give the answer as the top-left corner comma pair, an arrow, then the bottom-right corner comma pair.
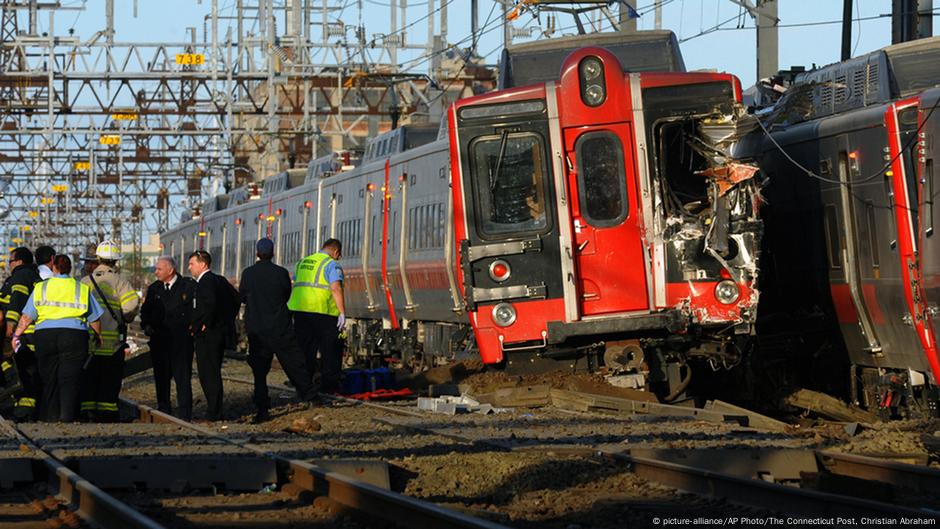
240,239 -> 317,422
13,255 -> 104,422
141,256 -> 195,420
79,240 -> 140,422
1,247 -> 41,420
288,238 -> 345,393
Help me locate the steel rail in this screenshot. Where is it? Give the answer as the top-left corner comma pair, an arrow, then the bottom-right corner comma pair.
122,396 -> 511,529
818,450 -> 940,494
0,414 -> 167,529
602,449 -> 937,518
219,375 -> 940,518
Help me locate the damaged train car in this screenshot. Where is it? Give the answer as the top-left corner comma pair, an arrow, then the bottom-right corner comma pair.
163,32 -> 764,403
739,36 -> 940,418
450,46 -> 763,401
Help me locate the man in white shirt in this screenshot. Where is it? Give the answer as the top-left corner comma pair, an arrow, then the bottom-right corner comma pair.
141,256 -> 196,420
35,246 -> 55,280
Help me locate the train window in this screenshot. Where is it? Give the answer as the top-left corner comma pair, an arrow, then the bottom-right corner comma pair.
866,201 -> 880,272
434,203 -> 445,248
927,160 -> 935,238
883,174 -> 898,250
823,204 -> 842,270
899,107 -> 920,236
469,131 -> 550,238
575,131 -> 628,227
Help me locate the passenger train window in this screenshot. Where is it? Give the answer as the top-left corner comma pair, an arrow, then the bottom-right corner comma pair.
899,108 -> 920,236
575,131 -> 628,227
927,160 -> 935,238
823,204 -> 842,269
866,201 -> 880,272
470,131 -> 550,238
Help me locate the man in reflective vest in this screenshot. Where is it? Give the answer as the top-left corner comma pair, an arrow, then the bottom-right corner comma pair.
288,238 -> 345,393
0,247 -> 42,420
79,240 -> 140,422
13,255 -> 104,422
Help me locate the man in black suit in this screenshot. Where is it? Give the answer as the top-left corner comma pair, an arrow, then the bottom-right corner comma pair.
141,256 -> 196,420
239,238 -> 317,423
187,250 -> 226,421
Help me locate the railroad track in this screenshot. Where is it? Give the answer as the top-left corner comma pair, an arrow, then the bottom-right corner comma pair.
0,414 -> 163,529
120,396 -> 511,529
221,375 -> 940,521
1,398 -> 510,529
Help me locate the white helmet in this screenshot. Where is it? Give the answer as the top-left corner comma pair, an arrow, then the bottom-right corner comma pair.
96,239 -> 122,260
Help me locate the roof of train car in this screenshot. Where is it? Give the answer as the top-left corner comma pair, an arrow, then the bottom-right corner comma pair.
498,30 -> 685,89
163,128 -> 449,239
756,36 -> 940,126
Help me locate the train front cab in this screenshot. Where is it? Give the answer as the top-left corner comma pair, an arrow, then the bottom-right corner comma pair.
449,47 -> 761,393
881,91 -> 940,416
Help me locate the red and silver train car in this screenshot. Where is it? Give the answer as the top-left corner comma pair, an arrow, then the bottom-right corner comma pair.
448,46 -> 762,398
162,32 -> 763,401
740,37 -> 940,417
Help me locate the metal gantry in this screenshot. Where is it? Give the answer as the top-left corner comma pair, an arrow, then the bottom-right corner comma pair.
0,0 -> 637,270
0,0 -> 496,262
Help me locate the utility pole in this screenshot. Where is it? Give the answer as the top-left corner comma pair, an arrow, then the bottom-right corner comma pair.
755,0 -> 778,80
619,0 -> 637,33
841,0 -> 853,60
893,0 -> 918,44
919,0 -> 933,38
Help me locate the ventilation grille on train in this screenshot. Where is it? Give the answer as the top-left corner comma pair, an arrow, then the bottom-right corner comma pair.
792,50 -> 892,120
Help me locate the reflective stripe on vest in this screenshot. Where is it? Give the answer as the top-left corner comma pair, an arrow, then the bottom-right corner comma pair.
287,253 -> 339,316
35,278 -> 90,324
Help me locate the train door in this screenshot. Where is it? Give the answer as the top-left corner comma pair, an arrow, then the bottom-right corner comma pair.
826,142 -> 884,357
563,123 -> 649,316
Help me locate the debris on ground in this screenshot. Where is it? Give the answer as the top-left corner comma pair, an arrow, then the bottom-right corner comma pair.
417,395 -> 510,415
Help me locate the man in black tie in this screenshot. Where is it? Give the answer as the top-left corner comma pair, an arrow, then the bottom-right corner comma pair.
141,256 -> 196,420
187,250 -> 226,421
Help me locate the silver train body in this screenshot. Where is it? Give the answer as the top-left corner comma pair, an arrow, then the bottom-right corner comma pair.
162,124 -> 472,365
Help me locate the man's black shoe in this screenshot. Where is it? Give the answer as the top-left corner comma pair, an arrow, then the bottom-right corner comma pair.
252,409 -> 270,424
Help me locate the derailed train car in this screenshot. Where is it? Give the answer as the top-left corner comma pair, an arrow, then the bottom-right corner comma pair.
739,37 -> 940,417
162,31 -> 764,402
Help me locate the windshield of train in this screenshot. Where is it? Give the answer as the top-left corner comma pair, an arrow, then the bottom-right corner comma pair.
470,131 -> 550,238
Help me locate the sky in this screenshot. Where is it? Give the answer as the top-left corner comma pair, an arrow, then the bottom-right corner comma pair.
44,0 -> 937,85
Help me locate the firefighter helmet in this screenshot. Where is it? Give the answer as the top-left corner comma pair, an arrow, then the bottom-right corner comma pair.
95,239 -> 122,261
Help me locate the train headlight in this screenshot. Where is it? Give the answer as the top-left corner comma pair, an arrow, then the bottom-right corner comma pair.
715,280 -> 740,305
581,57 -> 603,81
491,302 -> 517,327
579,56 -> 606,107
488,259 -> 511,283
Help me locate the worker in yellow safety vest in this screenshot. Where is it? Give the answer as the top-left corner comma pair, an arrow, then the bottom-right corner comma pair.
287,238 -> 345,393
12,255 -> 104,422
79,240 -> 140,422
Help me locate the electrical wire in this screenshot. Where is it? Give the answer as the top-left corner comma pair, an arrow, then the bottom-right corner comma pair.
757,94 -> 940,214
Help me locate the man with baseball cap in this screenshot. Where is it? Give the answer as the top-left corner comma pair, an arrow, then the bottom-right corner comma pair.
239,238 -> 316,423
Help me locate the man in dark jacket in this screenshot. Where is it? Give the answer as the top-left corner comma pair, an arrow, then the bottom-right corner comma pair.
141,256 -> 196,420
0,247 -> 42,420
239,239 -> 316,422
187,250 -> 226,421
